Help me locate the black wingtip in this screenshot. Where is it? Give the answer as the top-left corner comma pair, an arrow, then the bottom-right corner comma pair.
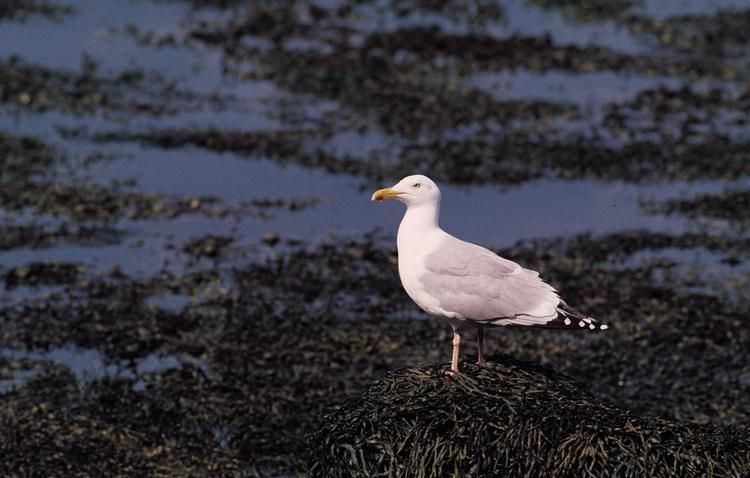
541,302 -> 608,330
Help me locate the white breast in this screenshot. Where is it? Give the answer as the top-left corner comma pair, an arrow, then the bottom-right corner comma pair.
397,224 -> 449,317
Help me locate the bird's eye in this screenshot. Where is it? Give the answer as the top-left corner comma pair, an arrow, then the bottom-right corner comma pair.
412,183 -> 421,189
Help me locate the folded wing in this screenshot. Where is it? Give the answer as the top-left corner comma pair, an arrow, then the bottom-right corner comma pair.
421,237 -> 562,326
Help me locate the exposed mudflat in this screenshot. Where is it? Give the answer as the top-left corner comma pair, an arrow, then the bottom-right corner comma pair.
1,0 -> 749,476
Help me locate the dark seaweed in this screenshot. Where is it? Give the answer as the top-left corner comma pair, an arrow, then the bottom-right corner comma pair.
310,359 -> 750,477
0,0 -> 74,21
1,233 -> 749,474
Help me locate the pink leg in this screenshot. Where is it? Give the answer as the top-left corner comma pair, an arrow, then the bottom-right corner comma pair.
476,328 -> 486,365
451,329 -> 461,372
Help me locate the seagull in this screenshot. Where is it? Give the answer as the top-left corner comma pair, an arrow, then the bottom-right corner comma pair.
372,174 -> 607,372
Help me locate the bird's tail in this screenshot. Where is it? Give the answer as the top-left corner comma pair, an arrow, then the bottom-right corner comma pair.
536,300 -> 608,330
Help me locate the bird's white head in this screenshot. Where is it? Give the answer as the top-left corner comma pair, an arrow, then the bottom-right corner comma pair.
371,174 -> 441,208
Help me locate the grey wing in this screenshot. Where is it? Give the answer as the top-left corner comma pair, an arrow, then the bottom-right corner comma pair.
421,238 -> 562,326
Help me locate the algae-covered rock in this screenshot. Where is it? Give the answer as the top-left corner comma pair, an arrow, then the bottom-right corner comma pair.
309,357 -> 750,478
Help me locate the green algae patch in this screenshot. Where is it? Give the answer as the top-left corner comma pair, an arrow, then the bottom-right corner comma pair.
309,358 -> 750,478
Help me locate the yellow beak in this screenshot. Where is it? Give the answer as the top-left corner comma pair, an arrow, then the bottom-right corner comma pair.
371,187 -> 402,201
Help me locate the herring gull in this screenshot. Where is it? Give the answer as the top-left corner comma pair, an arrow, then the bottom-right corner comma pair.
372,174 -> 607,372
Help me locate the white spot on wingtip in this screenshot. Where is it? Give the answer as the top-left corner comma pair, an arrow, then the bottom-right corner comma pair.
564,318 -> 571,325
578,321 -> 585,327
600,324 -> 609,330
589,324 -> 595,330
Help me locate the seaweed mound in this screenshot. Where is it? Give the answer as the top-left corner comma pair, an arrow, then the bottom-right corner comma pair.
308,356 -> 750,478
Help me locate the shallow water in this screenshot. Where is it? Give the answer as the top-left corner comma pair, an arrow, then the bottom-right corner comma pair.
2,0 -> 748,272
0,346 -> 207,393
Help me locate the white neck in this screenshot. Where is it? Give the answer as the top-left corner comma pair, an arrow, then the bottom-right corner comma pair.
397,201 -> 441,256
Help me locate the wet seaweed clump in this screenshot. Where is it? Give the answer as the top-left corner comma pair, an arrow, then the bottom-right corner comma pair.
251,196 -> 323,211
645,189 -> 750,224
530,0 -> 638,22
156,0 -> 245,9
399,134 -> 750,185
603,85 -> 750,142
309,358 -> 750,478
0,0 -> 74,21
0,56 -> 210,116
0,131 -> 56,179
391,0 -> 504,25
258,48 -> 577,137
183,234 -> 233,258
4,262 -> 83,289
0,129 -> 240,223
627,8 -> 750,60
0,57 -> 129,115
0,224 -> 124,251
93,128 -> 308,158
